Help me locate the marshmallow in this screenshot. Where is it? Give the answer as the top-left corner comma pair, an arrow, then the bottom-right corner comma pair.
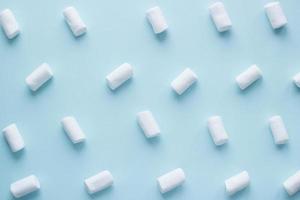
269,115 -> 289,144
25,63 -> 53,91
2,123 -> 25,152
283,170 -> 300,196
157,168 -> 185,194
236,65 -> 262,90
265,2 -> 287,29
0,9 -> 20,39
225,171 -> 250,195
84,170 -> 113,194
171,68 -> 198,95
209,2 -> 232,32
146,6 -> 168,34
61,116 -> 86,144
293,72 -> 300,88
137,111 -> 160,138
106,63 -> 133,90
63,6 -> 87,37
207,116 -> 229,146
10,175 -> 40,198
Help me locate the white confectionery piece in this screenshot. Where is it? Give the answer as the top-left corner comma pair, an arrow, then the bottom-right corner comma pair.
264,2 -> 287,29
61,116 -> 86,144
157,168 -> 185,194
137,110 -> 160,138
25,63 -> 53,91
209,2 -> 232,32
283,170 -> 300,196
293,72 -> 300,88
10,175 -> 40,198
84,170 -> 114,194
269,115 -> 289,144
2,123 -> 25,152
146,6 -> 168,34
236,65 -> 262,90
0,9 -> 20,39
106,63 -> 133,90
171,68 -> 198,95
207,116 -> 229,146
63,6 -> 87,37
225,171 -> 250,195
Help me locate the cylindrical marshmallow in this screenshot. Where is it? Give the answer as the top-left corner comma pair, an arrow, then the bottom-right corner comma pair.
106,63 -> 133,90
2,123 -> 25,152
236,65 -> 262,90
146,6 -> 168,34
207,116 -> 229,146
283,170 -> 300,196
157,168 -> 185,194
0,9 -> 20,39
84,170 -> 114,194
293,72 -> 300,88
269,115 -> 289,144
63,6 -> 87,37
10,175 -> 40,198
209,2 -> 232,32
171,68 -> 198,95
61,116 -> 86,144
137,111 -> 160,138
225,171 -> 250,195
265,2 -> 287,29
25,63 -> 53,91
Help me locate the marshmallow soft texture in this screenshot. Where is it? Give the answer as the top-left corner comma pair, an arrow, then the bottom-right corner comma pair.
63,7 -> 87,37
0,9 -> 20,39
84,170 -> 113,194
137,111 -> 160,138
293,72 -> 300,88
25,63 -> 53,91
283,170 -> 300,196
171,68 -> 198,95
157,168 -> 185,194
209,2 -> 232,32
207,116 -> 229,146
10,175 -> 40,198
106,63 -> 133,90
236,65 -> 262,90
2,123 -> 25,152
269,115 -> 289,145
265,2 -> 287,29
61,116 -> 86,144
225,171 -> 250,195
146,6 -> 168,34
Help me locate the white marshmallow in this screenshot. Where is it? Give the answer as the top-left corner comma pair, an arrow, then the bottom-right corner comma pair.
171,68 -> 198,95
146,6 -> 168,34
2,123 -> 25,152
265,2 -> 287,29
63,6 -> 87,37
207,116 -> 229,146
209,2 -> 232,32
137,111 -> 160,138
269,115 -> 289,144
10,175 -> 40,198
106,63 -> 133,90
157,168 -> 185,194
25,63 -> 53,91
293,72 -> 300,88
236,65 -> 262,90
225,171 -> 250,195
0,9 -> 20,39
283,170 -> 300,196
61,116 -> 86,144
84,170 -> 113,194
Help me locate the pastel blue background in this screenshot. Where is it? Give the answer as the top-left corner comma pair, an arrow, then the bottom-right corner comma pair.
1,0 -> 300,199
